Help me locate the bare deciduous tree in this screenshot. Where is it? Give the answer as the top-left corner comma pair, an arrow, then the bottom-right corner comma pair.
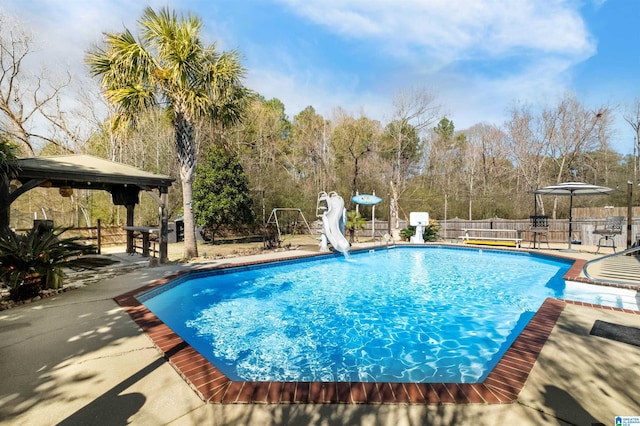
464,123 -> 513,219
292,106 -> 331,194
624,97 -> 640,182
330,109 -> 382,196
391,87 -> 440,133
505,103 -> 552,214
387,87 -> 439,228
0,11 -> 77,155
548,95 -> 607,183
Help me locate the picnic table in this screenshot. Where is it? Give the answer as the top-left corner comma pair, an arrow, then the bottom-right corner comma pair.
123,226 -> 159,257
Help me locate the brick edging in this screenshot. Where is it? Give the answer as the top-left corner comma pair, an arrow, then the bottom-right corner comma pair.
115,251 -> 639,404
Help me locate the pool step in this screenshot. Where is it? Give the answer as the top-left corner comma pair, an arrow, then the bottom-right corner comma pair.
584,253 -> 640,286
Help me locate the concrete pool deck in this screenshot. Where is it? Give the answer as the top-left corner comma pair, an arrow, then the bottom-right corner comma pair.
0,244 -> 639,425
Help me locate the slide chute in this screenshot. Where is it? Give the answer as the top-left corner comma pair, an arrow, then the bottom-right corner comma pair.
318,191 -> 350,253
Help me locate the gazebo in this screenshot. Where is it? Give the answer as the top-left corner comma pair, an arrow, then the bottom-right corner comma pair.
0,155 -> 175,263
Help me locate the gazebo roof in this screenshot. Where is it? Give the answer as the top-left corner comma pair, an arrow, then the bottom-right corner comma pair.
1,154 -> 176,262
15,154 -> 175,191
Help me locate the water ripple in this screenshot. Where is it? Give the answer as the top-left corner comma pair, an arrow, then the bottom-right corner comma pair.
146,247 -> 571,383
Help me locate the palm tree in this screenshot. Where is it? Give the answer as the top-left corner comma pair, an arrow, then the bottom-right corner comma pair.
87,7 -> 250,258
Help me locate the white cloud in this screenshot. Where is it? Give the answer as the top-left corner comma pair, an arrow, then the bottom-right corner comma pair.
261,0 -> 597,132
4,0 -> 624,151
277,0 -> 595,62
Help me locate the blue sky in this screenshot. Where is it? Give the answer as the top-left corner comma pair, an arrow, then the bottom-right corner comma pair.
2,0 -> 639,154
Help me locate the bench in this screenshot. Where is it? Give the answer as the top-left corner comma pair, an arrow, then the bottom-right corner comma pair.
459,228 -> 522,248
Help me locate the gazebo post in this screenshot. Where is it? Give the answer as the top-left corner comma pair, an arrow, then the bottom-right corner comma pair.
0,179 -> 10,232
126,204 -> 135,254
159,187 -> 169,263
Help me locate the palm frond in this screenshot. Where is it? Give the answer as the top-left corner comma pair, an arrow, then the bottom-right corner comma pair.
105,85 -> 156,112
0,139 -> 20,182
141,7 -> 202,64
86,6 -> 250,136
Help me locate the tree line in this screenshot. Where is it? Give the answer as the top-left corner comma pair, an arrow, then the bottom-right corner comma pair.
1,7 -> 639,257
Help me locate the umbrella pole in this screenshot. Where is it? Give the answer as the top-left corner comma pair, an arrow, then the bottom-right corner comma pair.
533,193 -> 538,248
534,194 -> 537,215
567,193 -> 574,250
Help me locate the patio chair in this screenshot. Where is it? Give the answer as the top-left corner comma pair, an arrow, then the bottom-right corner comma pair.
593,216 -> 624,254
529,215 -> 550,249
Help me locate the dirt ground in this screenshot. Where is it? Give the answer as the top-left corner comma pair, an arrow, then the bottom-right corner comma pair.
101,234 -> 327,263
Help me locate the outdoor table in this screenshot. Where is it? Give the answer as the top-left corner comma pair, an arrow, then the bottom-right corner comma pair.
123,226 -> 159,257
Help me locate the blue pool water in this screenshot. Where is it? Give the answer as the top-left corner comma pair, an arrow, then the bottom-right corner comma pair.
140,246 -> 597,383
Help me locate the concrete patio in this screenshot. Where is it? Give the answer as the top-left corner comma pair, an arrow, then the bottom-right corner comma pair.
0,245 -> 638,425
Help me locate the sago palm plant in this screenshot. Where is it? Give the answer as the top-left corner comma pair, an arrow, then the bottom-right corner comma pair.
0,227 -> 100,301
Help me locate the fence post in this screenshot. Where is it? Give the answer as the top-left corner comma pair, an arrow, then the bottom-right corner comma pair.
628,181 -> 633,249
97,219 -> 102,254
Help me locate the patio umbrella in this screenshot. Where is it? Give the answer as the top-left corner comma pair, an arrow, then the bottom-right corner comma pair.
532,182 -> 614,251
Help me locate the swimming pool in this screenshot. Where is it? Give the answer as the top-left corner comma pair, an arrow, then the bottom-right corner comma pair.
139,246 -> 618,384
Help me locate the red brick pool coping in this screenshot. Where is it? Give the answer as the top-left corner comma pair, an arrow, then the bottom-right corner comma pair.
114,252 -> 640,404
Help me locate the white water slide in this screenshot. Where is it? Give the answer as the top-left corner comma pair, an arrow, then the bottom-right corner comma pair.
319,192 -> 350,253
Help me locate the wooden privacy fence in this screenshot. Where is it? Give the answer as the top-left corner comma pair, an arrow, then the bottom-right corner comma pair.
362,220 -> 408,239
14,221 -> 130,254
356,215 -> 638,247
11,212 -> 640,250
439,216 -> 640,247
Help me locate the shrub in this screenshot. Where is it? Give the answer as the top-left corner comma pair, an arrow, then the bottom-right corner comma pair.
193,146 -> 255,243
0,227 -> 98,301
400,220 -> 440,242
346,210 -> 367,242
